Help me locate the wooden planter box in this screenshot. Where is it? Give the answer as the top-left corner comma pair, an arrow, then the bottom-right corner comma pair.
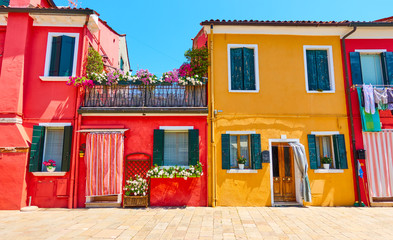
123,195 -> 149,208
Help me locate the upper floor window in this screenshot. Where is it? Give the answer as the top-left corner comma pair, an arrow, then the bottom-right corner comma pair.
350,50 -> 393,87
0,0 -> 9,6
120,58 -> 125,71
304,46 -> 335,93
44,33 -> 79,77
228,44 -> 259,92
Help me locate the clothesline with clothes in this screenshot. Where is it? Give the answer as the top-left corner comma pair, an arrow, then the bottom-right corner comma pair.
353,84 -> 393,114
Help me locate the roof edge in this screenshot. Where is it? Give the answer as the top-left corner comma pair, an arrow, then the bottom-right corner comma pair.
0,7 -> 94,15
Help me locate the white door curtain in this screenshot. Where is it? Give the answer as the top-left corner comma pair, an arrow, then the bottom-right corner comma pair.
289,142 -> 312,202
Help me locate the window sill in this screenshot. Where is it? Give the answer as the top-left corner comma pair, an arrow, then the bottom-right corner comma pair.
227,169 -> 258,174
314,169 -> 344,174
40,76 -> 70,82
31,172 -> 67,176
306,90 -> 335,94
229,90 -> 259,93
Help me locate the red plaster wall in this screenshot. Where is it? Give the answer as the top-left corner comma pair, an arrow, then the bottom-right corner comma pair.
96,21 -> 120,69
76,116 -> 208,207
344,38 -> 393,206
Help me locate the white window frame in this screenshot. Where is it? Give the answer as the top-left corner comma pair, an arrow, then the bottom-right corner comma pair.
227,44 -> 260,93
41,32 -> 79,81
41,126 -> 65,172
303,45 -> 335,93
161,127 -> 191,167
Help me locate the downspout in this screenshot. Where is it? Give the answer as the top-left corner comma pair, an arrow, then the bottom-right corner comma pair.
341,26 -> 362,206
209,24 -> 217,207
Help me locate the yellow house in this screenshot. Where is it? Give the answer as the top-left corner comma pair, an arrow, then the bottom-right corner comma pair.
199,20 -> 356,207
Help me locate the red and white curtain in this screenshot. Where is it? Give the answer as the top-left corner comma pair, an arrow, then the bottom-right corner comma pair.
363,131 -> 393,198
85,132 -> 124,196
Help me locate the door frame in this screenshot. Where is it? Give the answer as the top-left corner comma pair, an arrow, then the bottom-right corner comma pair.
269,138 -> 303,206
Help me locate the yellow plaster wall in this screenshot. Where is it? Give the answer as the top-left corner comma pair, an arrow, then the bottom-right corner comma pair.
209,33 -> 355,206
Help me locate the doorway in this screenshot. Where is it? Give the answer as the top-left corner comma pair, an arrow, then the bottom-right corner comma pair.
272,143 -> 296,203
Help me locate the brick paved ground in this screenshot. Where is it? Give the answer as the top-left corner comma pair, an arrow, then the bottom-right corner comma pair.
0,207 -> 392,240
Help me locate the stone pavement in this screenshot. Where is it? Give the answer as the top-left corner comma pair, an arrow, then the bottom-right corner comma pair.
0,206 -> 392,240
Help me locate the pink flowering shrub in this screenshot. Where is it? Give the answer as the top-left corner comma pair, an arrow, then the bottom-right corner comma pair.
178,63 -> 193,77
132,69 -> 158,85
43,159 -> 56,167
161,69 -> 179,84
66,76 -> 94,88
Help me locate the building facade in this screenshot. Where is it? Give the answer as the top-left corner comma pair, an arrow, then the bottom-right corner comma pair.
0,0 -> 127,209
199,20 -> 356,207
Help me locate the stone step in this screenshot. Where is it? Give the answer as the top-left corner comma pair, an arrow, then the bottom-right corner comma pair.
85,201 -> 121,208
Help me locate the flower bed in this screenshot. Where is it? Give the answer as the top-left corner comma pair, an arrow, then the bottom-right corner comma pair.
146,162 -> 203,180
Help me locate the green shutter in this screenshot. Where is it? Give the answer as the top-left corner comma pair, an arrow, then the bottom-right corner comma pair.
58,36 -> 76,76
0,0 -> 10,6
251,134 -> 262,169
307,134 -> 318,169
120,58 -> 124,71
315,50 -> 330,90
349,52 -> 363,85
243,48 -> 256,90
306,50 -> 318,90
29,126 -> 45,172
381,52 -> 393,85
230,48 -> 244,90
61,126 -> 73,172
49,36 -> 62,76
333,134 -> 348,169
221,134 -> 230,169
153,129 -> 164,166
188,129 -> 199,165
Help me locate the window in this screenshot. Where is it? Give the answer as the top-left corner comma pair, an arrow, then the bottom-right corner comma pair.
120,58 -> 124,71
228,44 -> 259,92
153,129 -> 199,166
230,135 -> 251,168
350,51 -> 393,86
307,133 -> 348,170
221,133 -> 262,170
304,46 -> 335,92
44,33 -> 79,77
360,54 -> 384,85
29,125 -> 73,172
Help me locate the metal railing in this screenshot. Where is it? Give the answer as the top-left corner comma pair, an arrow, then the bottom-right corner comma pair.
82,83 -> 207,108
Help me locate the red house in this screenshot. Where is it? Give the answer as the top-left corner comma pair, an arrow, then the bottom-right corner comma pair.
343,19 -> 393,206
0,0 -> 129,209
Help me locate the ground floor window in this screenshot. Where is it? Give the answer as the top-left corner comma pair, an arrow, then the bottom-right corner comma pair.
153,128 -> 199,166
307,133 -> 348,170
29,124 -> 72,172
221,133 -> 262,170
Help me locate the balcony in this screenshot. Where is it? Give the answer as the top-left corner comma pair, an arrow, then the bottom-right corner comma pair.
79,83 -> 208,114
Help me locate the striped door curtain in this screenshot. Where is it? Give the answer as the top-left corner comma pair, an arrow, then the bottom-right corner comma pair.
363,131 -> 393,198
85,133 -> 124,196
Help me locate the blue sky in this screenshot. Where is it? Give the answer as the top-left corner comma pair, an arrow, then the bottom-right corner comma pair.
55,0 -> 393,76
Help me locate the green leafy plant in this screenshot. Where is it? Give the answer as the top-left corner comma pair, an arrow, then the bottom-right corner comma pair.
86,47 -> 104,77
124,175 -> 148,196
237,156 -> 247,165
321,156 -> 332,164
184,47 -> 208,78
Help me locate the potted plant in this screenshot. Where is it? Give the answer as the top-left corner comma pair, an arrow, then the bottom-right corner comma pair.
79,144 -> 86,158
43,159 -> 56,172
123,175 -> 149,208
321,156 -> 332,169
237,156 -> 247,169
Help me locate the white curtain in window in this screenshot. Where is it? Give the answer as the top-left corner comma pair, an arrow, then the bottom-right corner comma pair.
360,54 -> 384,86
229,135 -> 238,167
321,136 -> 332,158
239,135 -> 249,167
42,128 -> 64,171
164,132 -> 188,166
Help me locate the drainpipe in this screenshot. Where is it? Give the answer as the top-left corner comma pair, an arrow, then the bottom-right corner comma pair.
209,24 -> 217,207
341,26 -> 362,207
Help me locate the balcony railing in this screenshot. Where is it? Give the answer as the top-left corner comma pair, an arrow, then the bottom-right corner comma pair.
82,83 -> 207,108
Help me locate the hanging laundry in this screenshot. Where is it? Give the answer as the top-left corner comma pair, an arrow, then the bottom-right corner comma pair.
357,88 -> 381,132
374,88 -> 388,110
387,89 -> 393,110
363,84 -> 375,114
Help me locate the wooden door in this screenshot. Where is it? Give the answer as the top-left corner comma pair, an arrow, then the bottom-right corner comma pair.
272,143 -> 296,202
